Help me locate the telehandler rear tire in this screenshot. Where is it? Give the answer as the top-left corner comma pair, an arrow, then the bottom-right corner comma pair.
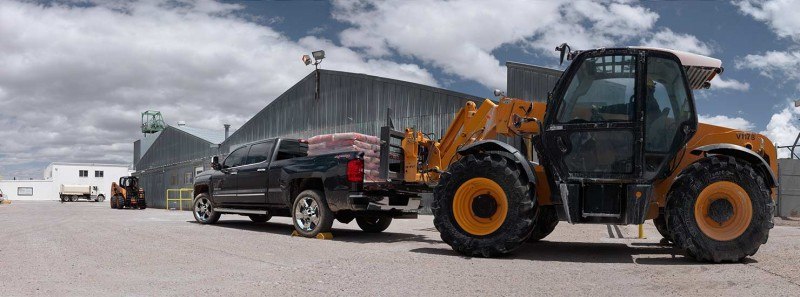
528,206 -> 559,242
433,153 -> 536,257
667,155 -> 774,263
653,209 -> 672,242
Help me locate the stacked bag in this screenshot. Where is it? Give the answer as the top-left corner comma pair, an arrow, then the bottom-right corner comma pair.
306,133 -> 384,182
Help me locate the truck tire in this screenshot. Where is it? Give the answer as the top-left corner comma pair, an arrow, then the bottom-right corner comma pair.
528,206 -> 559,242
653,209 -> 672,242
356,216 -> 392,233
96,195 -> 105,202
61,195 -> 68,203
249,214 -> 271,223
193,193 -> 220,224
115,196 -> 125,209
432,153 -> 536,257
70,196 -> 77,202
667,155 -> 774,263
291,189 -> 334,238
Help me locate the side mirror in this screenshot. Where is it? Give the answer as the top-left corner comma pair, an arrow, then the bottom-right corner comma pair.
493,89 -> 505,97
211,156 -> 221,170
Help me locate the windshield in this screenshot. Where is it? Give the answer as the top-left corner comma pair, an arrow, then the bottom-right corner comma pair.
557,55 -> 637,123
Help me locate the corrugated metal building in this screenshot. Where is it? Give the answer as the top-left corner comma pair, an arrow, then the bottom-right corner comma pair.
134,125 -> 226,209
221,70 -> 481,153
506,61 -> 562,102
133,64 -> 561,211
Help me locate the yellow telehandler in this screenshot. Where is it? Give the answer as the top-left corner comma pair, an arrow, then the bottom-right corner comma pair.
380,45 -> 777,262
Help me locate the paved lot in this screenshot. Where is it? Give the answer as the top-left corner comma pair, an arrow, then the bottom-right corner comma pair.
1,201 -> 799,296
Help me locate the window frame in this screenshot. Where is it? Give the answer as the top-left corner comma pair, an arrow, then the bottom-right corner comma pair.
79,170 -> 88,178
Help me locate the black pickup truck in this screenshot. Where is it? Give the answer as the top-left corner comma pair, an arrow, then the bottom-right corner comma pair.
192,137 -> 424,237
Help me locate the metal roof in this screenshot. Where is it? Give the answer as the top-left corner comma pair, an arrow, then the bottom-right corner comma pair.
172,125 -> 227,144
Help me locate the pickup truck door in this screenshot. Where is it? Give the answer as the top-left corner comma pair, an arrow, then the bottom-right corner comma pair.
214,145 -> 249,207
234,140 -> 276,207
267,140 -> 309,205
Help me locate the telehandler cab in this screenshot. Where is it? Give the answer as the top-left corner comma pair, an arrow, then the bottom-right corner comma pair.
383,45 -> 777,262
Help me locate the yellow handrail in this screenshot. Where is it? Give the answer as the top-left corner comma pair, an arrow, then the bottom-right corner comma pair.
165,188 -> 194,210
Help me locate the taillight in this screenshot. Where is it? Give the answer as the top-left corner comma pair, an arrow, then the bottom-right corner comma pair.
347,159 -> 364,182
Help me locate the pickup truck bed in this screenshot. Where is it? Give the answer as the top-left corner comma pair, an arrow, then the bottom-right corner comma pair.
193,138 -> 428,237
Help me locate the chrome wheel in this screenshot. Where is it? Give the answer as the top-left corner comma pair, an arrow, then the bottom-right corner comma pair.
294,197 -> 321,232
195,197 -> 213,222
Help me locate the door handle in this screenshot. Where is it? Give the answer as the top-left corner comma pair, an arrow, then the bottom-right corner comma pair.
230,171 -> 238,175
257,168 -> 266,172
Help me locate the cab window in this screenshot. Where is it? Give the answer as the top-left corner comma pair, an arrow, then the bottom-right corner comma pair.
244,141 -> 275,165
275,141 -> 308,161
645,57 -> 692,153
223,146 -> 248,168
557,55 -> 637,123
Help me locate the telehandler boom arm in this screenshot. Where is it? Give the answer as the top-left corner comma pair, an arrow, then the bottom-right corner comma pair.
401,97 -> 546,183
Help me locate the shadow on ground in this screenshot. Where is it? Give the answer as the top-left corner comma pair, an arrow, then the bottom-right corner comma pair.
188,219 -> 757,265
188,219 -> 443,245
409,241 -> 756,265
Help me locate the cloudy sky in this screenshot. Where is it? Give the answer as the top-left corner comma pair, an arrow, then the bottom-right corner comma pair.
1,0 -> 800,179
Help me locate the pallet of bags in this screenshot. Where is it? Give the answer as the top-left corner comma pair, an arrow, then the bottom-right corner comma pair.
306,133 -> 385,182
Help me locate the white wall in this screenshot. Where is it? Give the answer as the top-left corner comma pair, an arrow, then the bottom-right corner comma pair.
50,164 -> 131,200
0,163 -> 131,201
0,180 -> 56,201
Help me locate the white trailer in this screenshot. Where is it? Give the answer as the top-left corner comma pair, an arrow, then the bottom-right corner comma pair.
59,184 -> 105,202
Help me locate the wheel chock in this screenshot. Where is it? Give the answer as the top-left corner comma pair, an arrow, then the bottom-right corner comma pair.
291,230 -> 333,240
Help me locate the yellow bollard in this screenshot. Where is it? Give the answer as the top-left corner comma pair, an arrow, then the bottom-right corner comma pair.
638,224 -> 646,239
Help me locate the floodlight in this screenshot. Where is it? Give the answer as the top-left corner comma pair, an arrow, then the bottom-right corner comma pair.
312,50 -> 325,61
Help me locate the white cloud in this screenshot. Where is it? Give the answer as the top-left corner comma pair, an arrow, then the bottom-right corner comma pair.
735,1 -> 800,90
0,0 -> 437,178
331,0 -> 660,89
737,51 -> 800,89
698,114 -> 755,131
710,76 -> 750,91
760,103 -> 800,158
736,0 -> 800,42
641,28 -> 714,56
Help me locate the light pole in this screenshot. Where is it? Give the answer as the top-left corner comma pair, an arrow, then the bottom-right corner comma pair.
301,50 -> 326,100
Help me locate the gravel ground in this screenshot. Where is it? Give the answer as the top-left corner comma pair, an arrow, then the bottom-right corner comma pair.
1,201 -> 799,296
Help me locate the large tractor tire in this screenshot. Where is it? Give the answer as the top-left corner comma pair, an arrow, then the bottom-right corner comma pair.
110,196 -> 117,209
653,208 -> 672,242
432,153 -> 536,257
528,206 -> 559,242
193,193 -> 220,224
667,155 -> 774,263
356,216 -> 393,233
291,190 -> 335,238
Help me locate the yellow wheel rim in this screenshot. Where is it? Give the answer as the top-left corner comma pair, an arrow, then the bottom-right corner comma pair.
452,178 -> 508,236
694,181 -> 752,241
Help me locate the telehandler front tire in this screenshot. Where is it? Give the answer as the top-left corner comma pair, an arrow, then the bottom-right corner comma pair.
433,153 -> 536,257
667,155 -> 774,263
528,206 -> 559,242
